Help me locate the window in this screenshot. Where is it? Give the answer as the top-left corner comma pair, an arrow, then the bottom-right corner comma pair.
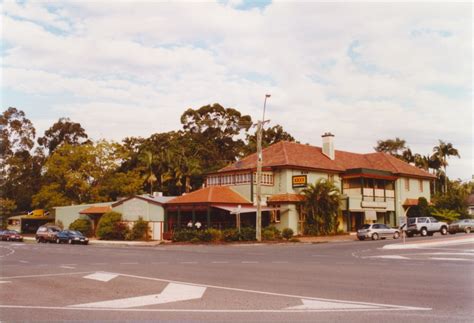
271,206 -> 281,223
404,178 -> 410,191
419,179 -> 423,192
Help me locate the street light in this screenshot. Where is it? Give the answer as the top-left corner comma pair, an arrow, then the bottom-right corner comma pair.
256,94 -> 271,242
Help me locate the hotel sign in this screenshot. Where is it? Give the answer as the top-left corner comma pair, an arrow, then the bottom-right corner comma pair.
292,175 -> 307,188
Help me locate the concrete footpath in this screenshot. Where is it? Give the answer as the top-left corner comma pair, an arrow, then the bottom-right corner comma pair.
22,234 -> 356,246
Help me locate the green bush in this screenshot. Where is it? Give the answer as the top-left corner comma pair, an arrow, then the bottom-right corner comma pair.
303,223 -> 318,236
69,218 -> 93,237
190,237 -> 201,244
198,230 -> 213,242
240,227 -> 256,241
172,229 -> 198,242
97,211 -> 128,240
130,217 -> 149,241
262,226 -> 281,241
223,228 -> 240,241
206,228 -> 222,242
281,228 -> 294,240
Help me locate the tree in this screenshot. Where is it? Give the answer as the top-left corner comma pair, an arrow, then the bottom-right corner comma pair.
0,108 -> 42,211
140,151 -> 158,195
0,198 -> 17,229
432,140 -> 460,193
243,124 -> 296,155
374,137 -> 408,160
300,179 -> 341,235
37,117 -> 90,154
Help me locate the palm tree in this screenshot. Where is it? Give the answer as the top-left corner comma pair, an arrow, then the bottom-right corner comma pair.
300,178 -> 341,235
140,151 -> 157,195
432,140 -> 460,194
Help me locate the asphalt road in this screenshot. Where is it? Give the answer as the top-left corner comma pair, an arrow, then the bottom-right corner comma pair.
0,234 -> 473,322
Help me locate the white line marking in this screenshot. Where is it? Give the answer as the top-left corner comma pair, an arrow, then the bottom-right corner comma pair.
0,305 -> 431,313
19,260 -> 29,263
211,261 -> 229,264
384,238 -> 474,250
241,261 -> 258,264
115,272 -> 430,311
0,246 -> 15,258
83,272 -> 119,282
70,283 -> 206,308
0,281 -> 11,284
180,262 -> 198,264
60,266 -> 76,269
286,299 -> 381,310
0,272 -> 93,280
369,255 -> 409,260
120,262 -> 138,265
430,257 -> 474,262
63,264 -> 77,266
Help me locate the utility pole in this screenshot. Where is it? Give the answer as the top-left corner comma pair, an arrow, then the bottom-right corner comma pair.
256,94 -> 271,242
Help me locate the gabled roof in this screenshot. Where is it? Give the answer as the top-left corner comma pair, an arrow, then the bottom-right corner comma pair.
166,186 -> 251,205
112,194 -> 176,207
218,141 -> 435,179
79,206 -> 112,214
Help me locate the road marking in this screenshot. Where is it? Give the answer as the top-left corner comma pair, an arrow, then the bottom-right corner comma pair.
211,261 -> 229,264
430,257 -> 473,262
19,260 -> 29,263
369,255 -> 409,260
0,272 -> 93,280
60,266 -> 76,269
70,283 -> 206,308
419,252 -> 474,256
120,262 -> 138,265
384,238 -> 474,250
84,272 -> 119,282
0,281 -> 11,284
286,299 -> 381,310
241,261 -> 258,264
0,246 -> 15,258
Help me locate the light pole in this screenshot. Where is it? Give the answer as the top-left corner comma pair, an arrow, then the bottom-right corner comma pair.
256,94 -> 271,242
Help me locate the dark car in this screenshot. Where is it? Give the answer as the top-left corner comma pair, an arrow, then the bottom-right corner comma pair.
1,230 -> 24,242
56,230 -> 89,245
36,225 -> 61,243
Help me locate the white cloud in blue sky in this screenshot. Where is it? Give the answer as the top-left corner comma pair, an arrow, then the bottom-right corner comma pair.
1,0 -> 472,180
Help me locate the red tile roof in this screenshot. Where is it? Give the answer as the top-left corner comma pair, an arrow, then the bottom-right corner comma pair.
166,186 -> 251,205
218,141 -> 435,179
403,199 -> 420,206
79,206 -> 112,214
267,193 -> 304,204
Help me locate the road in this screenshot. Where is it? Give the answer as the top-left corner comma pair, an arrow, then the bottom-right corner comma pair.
0,235 -> 473,322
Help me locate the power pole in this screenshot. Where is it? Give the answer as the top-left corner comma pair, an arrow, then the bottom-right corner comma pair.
256,94 -> 270,242
256,120 -> 263,242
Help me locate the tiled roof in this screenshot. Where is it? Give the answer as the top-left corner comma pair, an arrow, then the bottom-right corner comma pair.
112,194 -> 177,207
267,193 -> 304,204
218,141 -> 435,179
166,186 -> 251,205
79,206 -> 112,214
403,199 -> 420,206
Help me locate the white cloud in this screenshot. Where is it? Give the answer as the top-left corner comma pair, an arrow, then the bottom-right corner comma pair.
1,0 -> 472,180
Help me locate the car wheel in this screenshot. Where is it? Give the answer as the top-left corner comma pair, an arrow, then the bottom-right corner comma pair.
56,238 -> 60,244
440,227 -> 448,235
465,227 -> 471,234
372,233 -> 379,240
393,232 -> 400,239
68,239 -> 72,244
420,228 -> 428,237
357,237 -> 365,241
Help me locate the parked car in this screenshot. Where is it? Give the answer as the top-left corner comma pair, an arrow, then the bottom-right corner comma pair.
357,223 -> 400,241
449,219 -> 474,234
35,225 -> 61,243
0,230 -> 23,242
55,230 -> 89,245
406,217 -> 448,237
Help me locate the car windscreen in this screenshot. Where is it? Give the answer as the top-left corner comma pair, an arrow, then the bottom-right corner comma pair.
408,218 -> 416,224
360,224 -> 371,229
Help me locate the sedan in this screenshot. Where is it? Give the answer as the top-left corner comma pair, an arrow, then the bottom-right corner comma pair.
449,219 -> 474,234
357,223 -> 400,241
56,230 -> 89,245
0,230 -> 24,242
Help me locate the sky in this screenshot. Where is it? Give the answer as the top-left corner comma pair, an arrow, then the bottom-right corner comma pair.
1,0 -> 472,181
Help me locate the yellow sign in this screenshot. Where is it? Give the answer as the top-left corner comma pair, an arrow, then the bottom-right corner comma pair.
292,175 -> 307,188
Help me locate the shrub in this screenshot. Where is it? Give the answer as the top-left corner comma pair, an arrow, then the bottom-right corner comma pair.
130,217 -> 149,241
172,229 -> 198,242
262,226 -> 281,241
206,228 -> 222,242
240,227 -> 256,241
56,220 -> 64,230
69,218 -> 93,237
198,230 -> 213,242
281,228 -> 294,240
223,228 -> 240,242
97,211 -> 128,240
304,223 -> 318,236
190,237 -> 201,244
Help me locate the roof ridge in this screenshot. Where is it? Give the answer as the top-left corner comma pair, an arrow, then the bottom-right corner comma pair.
379,152 -> 400,172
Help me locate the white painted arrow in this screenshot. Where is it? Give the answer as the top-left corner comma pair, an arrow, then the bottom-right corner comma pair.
70,283 -> 206,308
286,299 -> 381,310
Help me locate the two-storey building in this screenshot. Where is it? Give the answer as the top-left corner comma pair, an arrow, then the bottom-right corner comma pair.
204,133 -> 435,234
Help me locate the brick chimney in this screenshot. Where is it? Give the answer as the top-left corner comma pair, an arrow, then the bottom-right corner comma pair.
322,132 -> 335,160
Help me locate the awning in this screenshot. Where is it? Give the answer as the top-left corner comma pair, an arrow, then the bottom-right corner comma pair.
364,210 -> 377,221
212,205 -> 280,214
